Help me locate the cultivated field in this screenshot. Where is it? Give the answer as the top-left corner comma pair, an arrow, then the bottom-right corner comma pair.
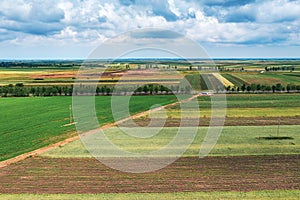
0,155 -> 299,194
0,95 -> 177,161
0,59 -> 299,199
222,72 -> 300,86
42,125 -> 300,157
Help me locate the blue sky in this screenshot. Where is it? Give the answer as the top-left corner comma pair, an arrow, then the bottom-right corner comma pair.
0,0 -> 300,59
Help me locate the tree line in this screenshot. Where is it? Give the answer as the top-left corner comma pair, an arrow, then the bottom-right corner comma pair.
0,84 -> 185,97
1,82 -> 299,97
0,84 -> 74,97
225,83 -> 300,93
265,66 -> 295,72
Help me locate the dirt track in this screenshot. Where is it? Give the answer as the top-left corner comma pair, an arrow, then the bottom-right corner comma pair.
0,155 -> 299,194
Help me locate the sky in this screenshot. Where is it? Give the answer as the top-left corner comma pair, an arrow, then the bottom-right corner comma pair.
0,0 -> 300,59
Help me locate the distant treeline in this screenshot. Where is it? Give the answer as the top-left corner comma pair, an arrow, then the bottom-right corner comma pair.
0,82 -> 299,97
0,84 -> 188,97
0,61 -> 81,68
265,66 -> 295,71
225,83 -> 300,93
0,84 -> 73,97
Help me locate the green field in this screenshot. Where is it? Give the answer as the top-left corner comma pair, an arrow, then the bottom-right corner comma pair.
162,94 -> 300,118
43,125 -> 300,158
165,93 -> 300,109
4,94 -> 299,161
1,190 -> 299,200
0,95 -> 177,161
1,60 -> 300,198
222,72 -> 300,86
221,73 -> 248,87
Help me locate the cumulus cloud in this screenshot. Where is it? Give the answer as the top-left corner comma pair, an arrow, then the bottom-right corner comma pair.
219,0 -> 300,23
0,0 -> 299,57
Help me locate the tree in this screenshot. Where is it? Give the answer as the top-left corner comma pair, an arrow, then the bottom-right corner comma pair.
57,86 -> 62,96
136,86 -> 142,95
96,86 -> 100,95
148,84 -> 154,94
256,84 -> 261,91
16,83 -> 24,87
241,84 -> 246,92
52,86 -> 58,96
226,85 -> 231,92
106,87 -> 111,95
154,85 -> 159,94
62,86 -> 69,96
68,87 -> 73,96
250,84 -> 256,92
246,85 -> 251,92
275,83 -> 282,92
272,85 -> 276,93
160,85 -> 165,94
143,85 -> 149,94
101,86 -> 106,95
29,87 -> 36,96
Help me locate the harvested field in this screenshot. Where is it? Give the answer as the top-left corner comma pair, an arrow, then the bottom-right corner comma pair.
211,73 -> 234,87
0,155 -> 299,194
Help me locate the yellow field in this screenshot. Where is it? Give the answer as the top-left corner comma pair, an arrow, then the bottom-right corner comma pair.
211,73 -> 234,87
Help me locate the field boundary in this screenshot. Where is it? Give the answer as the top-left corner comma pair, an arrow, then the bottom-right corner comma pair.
0,93 -> 201,169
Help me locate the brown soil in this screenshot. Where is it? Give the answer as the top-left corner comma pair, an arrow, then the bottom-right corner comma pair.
30,72 -> 78,79
125,116 -> 300,127
30,70 -> 182,80
0,155 -> 299,194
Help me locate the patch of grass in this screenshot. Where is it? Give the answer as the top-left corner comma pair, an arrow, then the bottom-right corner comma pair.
221,73 -> 249,86
0,190 -> 299,200
184,74 -> 208,90
43,125 -> 300,158
228,72 -> 300,85
0,95 -> 177,161
197,93 -> 300,109
162,107 -> 299,118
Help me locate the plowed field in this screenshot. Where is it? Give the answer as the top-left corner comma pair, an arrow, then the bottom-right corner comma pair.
0,155 -> 299,194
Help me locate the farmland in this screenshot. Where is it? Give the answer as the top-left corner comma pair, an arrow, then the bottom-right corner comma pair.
1,190 -> 299,200
128,94 -> 300,126
0,59 -> 299,199
0,95 -> 177,161
43,125 -> 300,157
0,155 -> 299,194
222,72 -> 300,86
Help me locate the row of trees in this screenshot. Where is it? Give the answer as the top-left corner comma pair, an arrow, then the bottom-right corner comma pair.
265,66 -> 295,71
225,83 -> 300,93
0,84 -> 73,97
1,82 -> 299,97
0,84 -> 189,97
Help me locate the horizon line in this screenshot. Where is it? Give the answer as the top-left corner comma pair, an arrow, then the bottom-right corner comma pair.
1,57 -> 300,61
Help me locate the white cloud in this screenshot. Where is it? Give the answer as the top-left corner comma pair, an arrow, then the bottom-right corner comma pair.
256,0 -> 300,23
0,0 -> 31,22
0,0 -> 299,58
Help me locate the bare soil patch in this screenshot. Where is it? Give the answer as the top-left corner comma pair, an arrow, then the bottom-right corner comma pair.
0,155 -> 299,194
125,116 -> 300,127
